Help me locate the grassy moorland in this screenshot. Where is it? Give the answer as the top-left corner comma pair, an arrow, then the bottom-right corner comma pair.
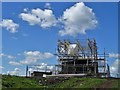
2,75 -> 44,88
1,75 -> 120,89
49,77 -> 107,88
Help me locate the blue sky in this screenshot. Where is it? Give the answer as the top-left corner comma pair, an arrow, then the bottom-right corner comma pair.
1,2 -> 119,77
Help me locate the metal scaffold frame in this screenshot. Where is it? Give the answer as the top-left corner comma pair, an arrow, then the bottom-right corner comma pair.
55,39 -> 108,77
26,39 -> 110,78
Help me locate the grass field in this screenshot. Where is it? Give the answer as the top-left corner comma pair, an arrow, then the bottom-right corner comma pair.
2,75 -> 44,88
49,77 -> 107,88
1,75 -> 120,89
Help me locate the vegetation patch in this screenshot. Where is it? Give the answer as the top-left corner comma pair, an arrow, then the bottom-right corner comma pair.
2,75 -> 120,89
2,75 -> 44,88
49,77 -> 107,88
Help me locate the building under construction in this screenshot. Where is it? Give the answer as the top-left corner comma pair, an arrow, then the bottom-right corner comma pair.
55,39 -> 108,77
26,38 -> 110,77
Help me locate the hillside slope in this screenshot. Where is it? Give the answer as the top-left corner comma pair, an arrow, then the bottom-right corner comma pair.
2,75 -> 43,88
1,75 -> 119,89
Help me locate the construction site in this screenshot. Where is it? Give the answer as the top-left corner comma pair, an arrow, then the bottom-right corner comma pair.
26,39 -> 110,78
3,38 -> 119,89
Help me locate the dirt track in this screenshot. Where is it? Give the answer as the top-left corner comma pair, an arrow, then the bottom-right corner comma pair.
96,78 -> 119,88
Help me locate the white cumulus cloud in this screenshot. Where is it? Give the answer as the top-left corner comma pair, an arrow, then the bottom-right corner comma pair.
9,61 -> 21,66
23,8 -> 29,12
0,53 -> 16,59
7,68 -> 21,76
28,63 -> 54,72
59,2 -> 98,36
0,66 -> 4,69
7,51 -> 54,66
0,19 -> 19,33
44,3 -> 51,9
7,55 -> 16,59
0,53 -> 5,57
109,53 -> 120,58
20,8 -> 57,28
110,59 -> 120,77
20,51 -> 54,65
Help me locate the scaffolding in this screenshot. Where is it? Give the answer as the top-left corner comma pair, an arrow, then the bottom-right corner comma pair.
26,39 -> 109,77
55,39 -> 107,77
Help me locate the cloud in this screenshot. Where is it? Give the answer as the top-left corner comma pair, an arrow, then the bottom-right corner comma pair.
28,63 -> 54,72
106,53 -> 120,77
20,51 -> 54,65
0,53 -> 5,57
0,53 -> 16,59
28,68 -> 33,72
20,8 -> 57,28
35,63 -> 54,71
44,3 -> 51,9
23,8 -> 29,12
7,51 -> 54,66
7,68 -> 21,75
110,59 -> 120,77
0,66 -> 4,69
9,61 -> 21,66
109,53 -> 120,58
0,19 -> 19,33
35,63 -> 47,70
59,2 -> 98,36
7,55 -> 16,59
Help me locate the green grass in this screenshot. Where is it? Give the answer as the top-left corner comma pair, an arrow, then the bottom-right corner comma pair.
49,77 -> 107,88
112,79 -> 120,88
2,75 -> 44,88
2,75 -> 120,89
0,77 -> 2,89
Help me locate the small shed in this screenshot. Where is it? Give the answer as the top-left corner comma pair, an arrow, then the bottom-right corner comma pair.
31,71 -> 52,78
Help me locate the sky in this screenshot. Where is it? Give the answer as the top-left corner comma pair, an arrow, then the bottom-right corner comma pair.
0,2 -> 119,77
